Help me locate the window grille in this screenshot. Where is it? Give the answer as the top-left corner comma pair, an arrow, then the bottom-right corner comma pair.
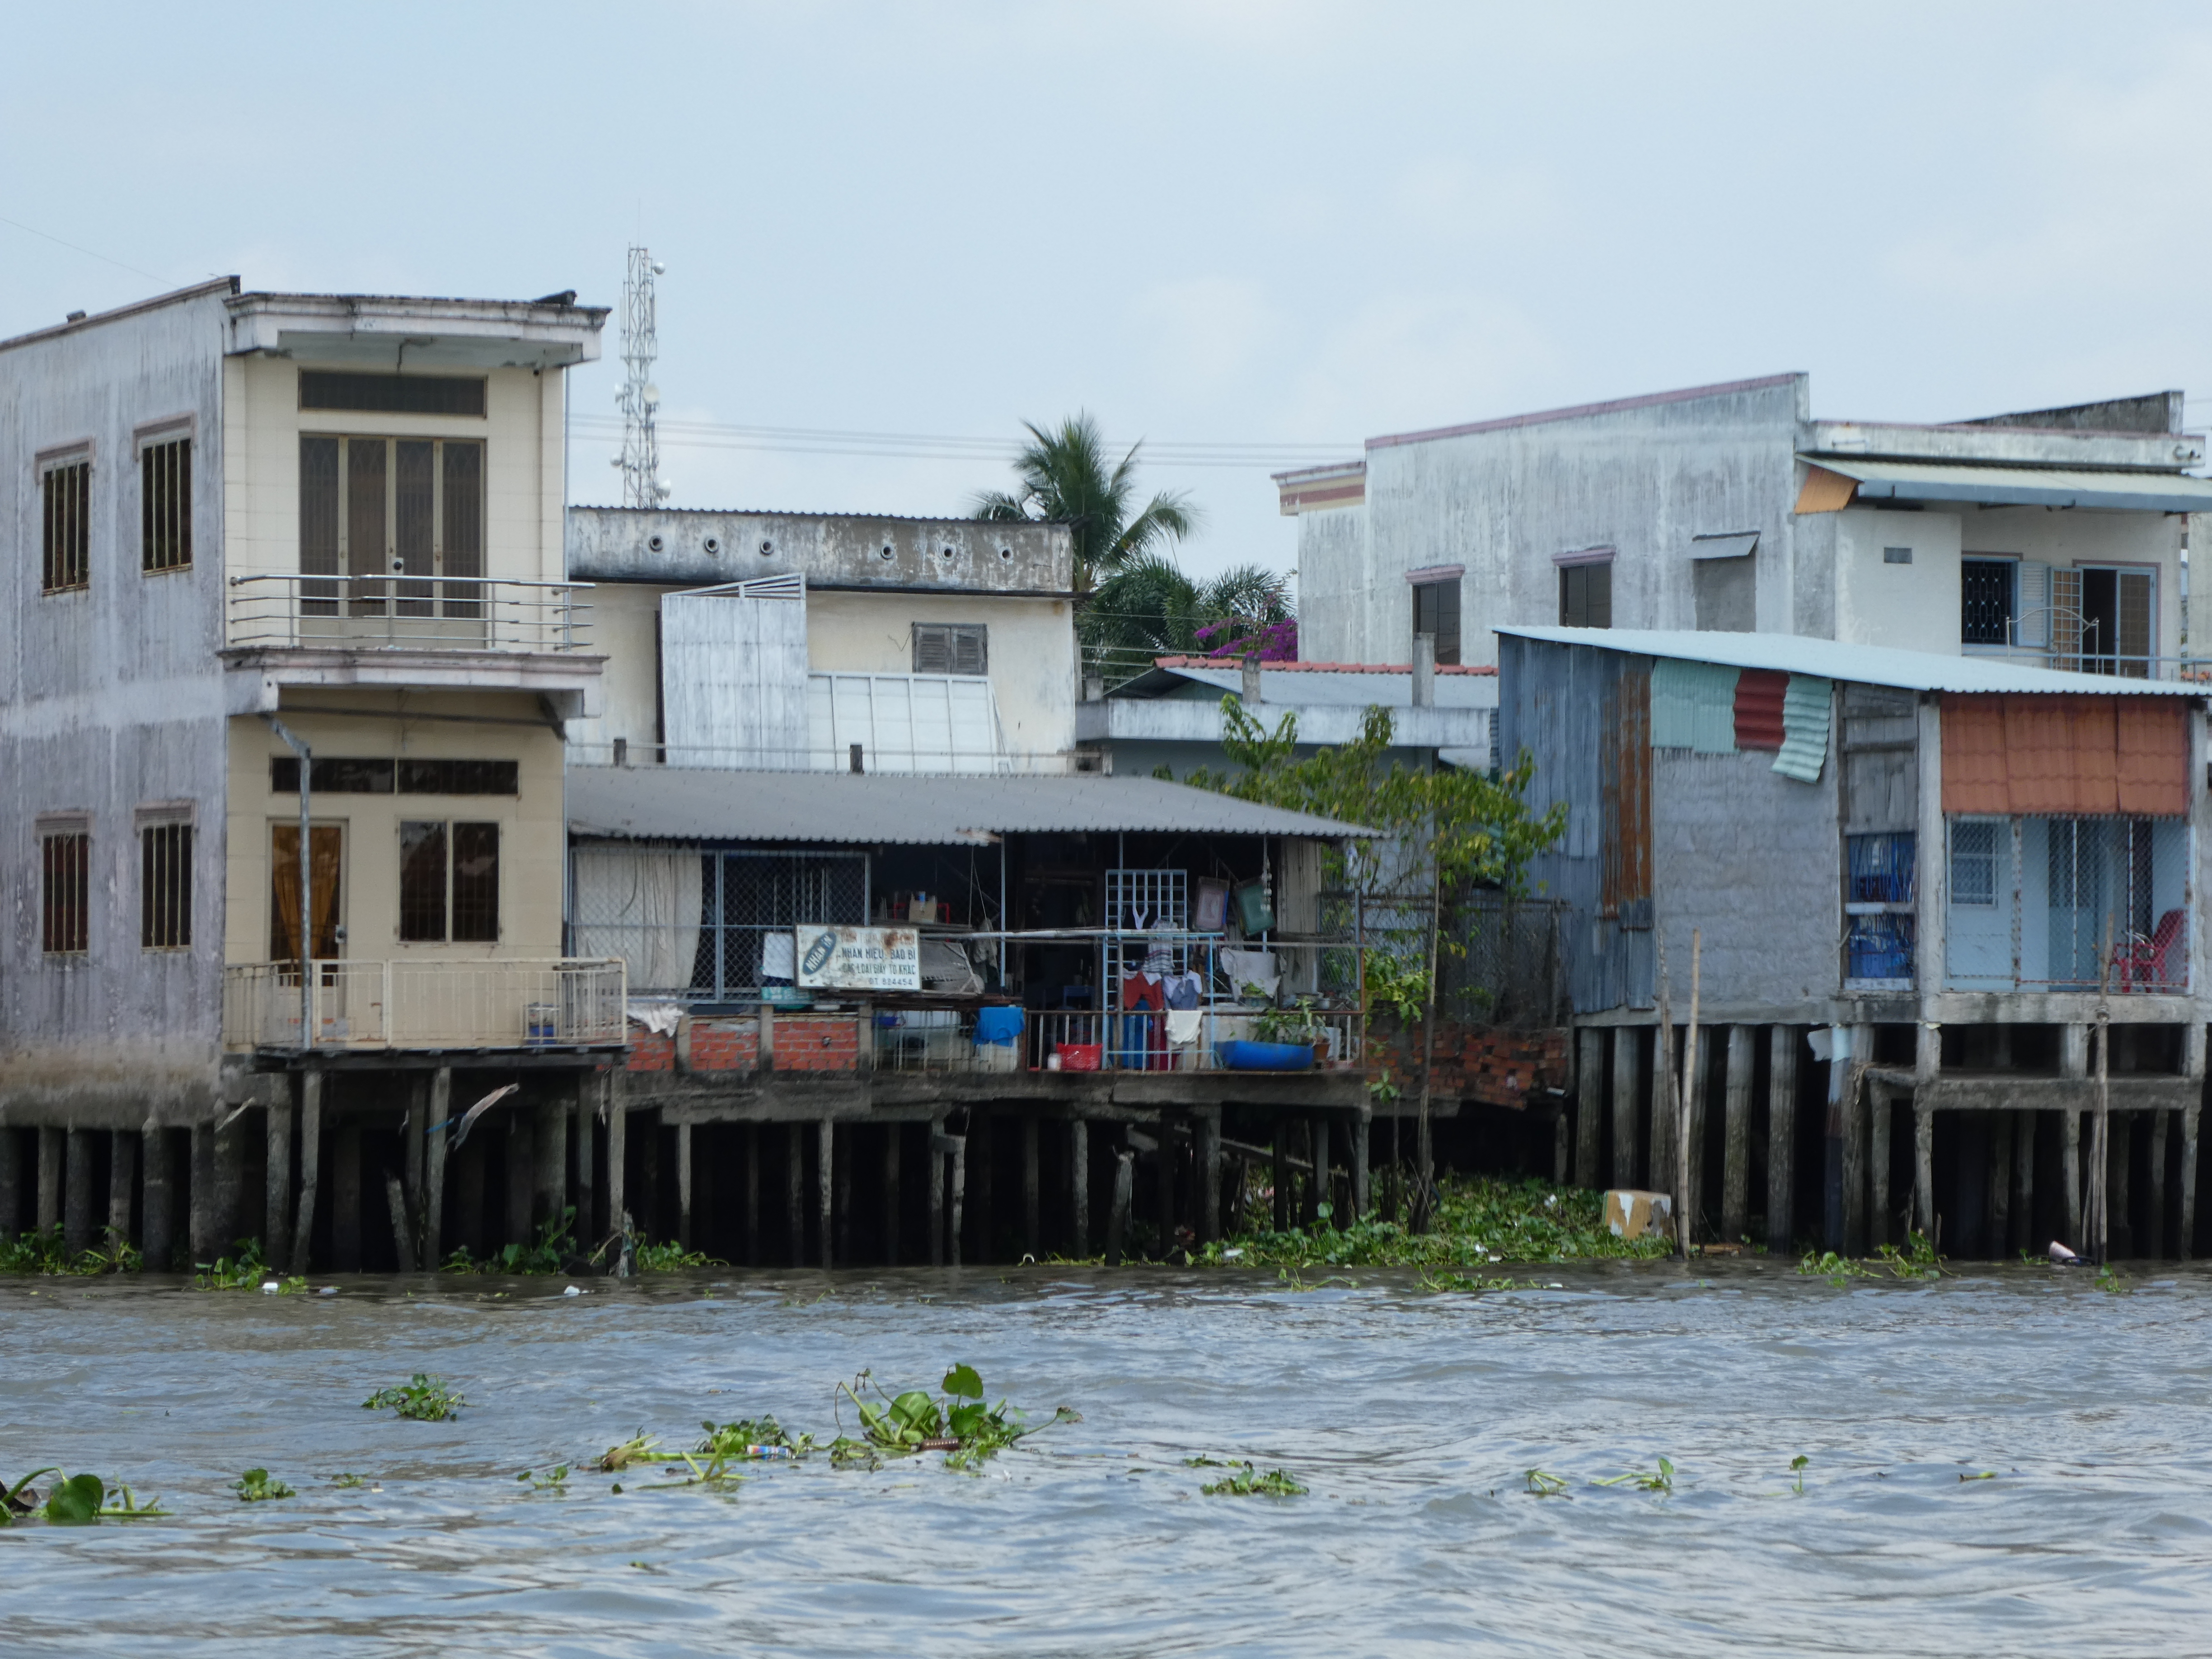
42,827 -> 90,954
141,821 -> 192,949
1942,814 -> 2188,993
913,623 -> 988,675
42,459 -> 90,594
141,437 -> 192,572
1960,559 -> 2012,646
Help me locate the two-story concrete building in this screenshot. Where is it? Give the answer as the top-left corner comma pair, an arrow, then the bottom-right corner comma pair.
1282,378 -> 2212,675
0,277 -> 614,1273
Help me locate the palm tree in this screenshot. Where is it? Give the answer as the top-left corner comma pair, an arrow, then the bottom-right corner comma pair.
970,413 -> 1199,591
1083,555 -> 1296,684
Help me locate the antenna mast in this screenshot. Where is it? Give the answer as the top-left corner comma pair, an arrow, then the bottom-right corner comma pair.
616,246 -> 669,506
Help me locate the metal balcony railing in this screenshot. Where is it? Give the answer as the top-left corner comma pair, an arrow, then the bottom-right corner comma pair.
223,959 -> 626,1051
226,574 -> 592,653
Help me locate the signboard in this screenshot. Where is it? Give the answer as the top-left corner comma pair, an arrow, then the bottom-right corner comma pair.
794,925 -> 921,992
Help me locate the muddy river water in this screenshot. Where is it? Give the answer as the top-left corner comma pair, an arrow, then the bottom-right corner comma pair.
3,1261 -> 2209,1655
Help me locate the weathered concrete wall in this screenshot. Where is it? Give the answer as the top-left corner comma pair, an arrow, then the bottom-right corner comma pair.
1833,508 -> 1963,656
1304,376 -> 1808,671
0,285 -> 235,1122
567,507 -> 1072,596
1650,746 -> 1841,1024
1291,504 -> 1371,662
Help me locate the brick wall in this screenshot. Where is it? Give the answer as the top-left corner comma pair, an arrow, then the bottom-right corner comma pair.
1368,1018 -> 1568,1107
774,1015 -> 862,1073
689,1020 -> 759,1072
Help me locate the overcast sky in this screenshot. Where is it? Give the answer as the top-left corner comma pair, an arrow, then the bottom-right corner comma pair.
6,3 -> 2209,583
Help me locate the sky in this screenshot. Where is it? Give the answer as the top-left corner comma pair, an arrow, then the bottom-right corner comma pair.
6,3 -> 2211,586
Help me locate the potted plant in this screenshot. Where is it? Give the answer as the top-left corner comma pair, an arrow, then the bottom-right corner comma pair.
1220,998 -> 1321,1072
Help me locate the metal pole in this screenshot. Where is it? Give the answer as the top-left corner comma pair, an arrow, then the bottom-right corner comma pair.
264,717 -> 314,1051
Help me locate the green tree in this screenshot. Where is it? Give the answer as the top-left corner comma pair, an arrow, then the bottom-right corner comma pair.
1190,698 -> 1568,1229
1083,555 -> 1294,684
970,413 -> 1199,592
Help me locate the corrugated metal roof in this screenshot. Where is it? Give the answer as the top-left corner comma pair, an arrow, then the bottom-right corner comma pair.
565,768 -> 1375,844
1498,627 -> 2203,697
1803,455 -> 2212,514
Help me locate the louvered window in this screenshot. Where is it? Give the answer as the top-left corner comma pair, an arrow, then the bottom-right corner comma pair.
913,623 -> 988,675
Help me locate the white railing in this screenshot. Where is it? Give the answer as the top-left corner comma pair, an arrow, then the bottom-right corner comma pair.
223,959 -> 626,1051
226,574 -> 592,653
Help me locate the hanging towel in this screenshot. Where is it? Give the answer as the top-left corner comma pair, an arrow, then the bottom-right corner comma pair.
1166,1008 -> 1204,1047
1773,675 -> 1833,783
972,1005 -> 1025,1047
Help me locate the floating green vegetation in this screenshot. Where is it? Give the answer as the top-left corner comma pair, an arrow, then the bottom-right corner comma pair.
362,1374 -> 466,1422
1195,1176 -> 1671,1272
833,1364 -> 1078,1472
697,1417 -> 814,1460
517,1464 -> 570,1493
1593,1456 -> 1675,1494
1790,1454 -> 1809,1495
1418,1271 -> 1521,1294
1798,1251 -> 1874,1285
331,1473 -> 367,1490
1875,1232 -> 1944,1280
1201,1462 -> 1308,1497
192,1241 -> 305,1292
440,1208 -> 582,1275
2,1469 -> 171,1523
595,1434 -> 677,1472
633,1239 -> 727,1272
2096,1263 -> 2133,1295
2,1225 -> 143,1277
1959,1469 -> 1999,1482
234,1468 -> 294,1503
1523,1468 -> 1570,1498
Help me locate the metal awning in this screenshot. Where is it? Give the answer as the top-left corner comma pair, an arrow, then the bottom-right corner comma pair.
566,768 -> 1375,845
1798,456 -> 2212,515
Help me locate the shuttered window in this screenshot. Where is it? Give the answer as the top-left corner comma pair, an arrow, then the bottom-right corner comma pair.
913,623 -> 987,675
1413,580 -> 1462,663
1559,561 -> 1611,628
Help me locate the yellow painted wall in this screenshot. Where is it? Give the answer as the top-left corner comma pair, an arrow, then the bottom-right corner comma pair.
224,691 -> 568,965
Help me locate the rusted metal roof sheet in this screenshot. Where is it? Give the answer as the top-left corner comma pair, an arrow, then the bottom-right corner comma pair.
566,768 -> 1375,845
1940,696 -> 2189,817
1733,670 -> 1788,751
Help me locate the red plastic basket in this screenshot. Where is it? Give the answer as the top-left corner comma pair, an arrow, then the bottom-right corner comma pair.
1056,1042 -> 1103,1073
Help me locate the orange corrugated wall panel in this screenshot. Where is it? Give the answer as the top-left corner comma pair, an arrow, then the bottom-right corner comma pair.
1940,696 -> 2009,813
1733,669 -> 1788,751
1944,694 -> 2185,815
2116,701 -> 2189,815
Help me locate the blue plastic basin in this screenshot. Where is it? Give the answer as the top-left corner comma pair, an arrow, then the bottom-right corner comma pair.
1216,1040 -> 1314,1072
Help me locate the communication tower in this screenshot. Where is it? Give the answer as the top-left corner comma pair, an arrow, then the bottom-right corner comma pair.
615,247 -> 670,506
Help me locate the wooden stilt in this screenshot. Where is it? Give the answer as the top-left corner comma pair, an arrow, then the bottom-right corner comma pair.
674,1120 -> 694,1248
1198,1109 -> 1222,1244
1311,1115 -> 1331,1229
1838,1032 -> 1868,1256
1913,1101 -> 1935,1241
1158,1113 -> 1179,1253
1271,1118 -> 1289,1233
2147,1110 -> 2169,1259
786,1123 -> 806,1267
1612,1026 -> 1638,1188
1987,1109 -> 2013,1259
2105,1111 -> 2131,1261
1553,1107 -> 1569,1187
928,1117 -> 945,1267
406,1076 -> 427,1238
263,1101 -> 293,1269
1722,1025 -> 1752,1242
2062,1109 -> 2082,1252
834,1124 -> 852,1265
1649,1025 -> 1676,1200
331,1122 -> 362,1272
1767,1026 -> 1797,1252
2010,1109 -> 2033,1257
108,1129 -> 137,1247
141,1124 -> 175,1272
503,1113 -> 534,1249
1106,1148 -> 1133,1265
384,1172 -> 417,1273
1351,1109 -> 1370,1220
947,1129 -> 966,1268
1022,1115 -> 1040,1257
740,1122 -> 758,1266
574,1073 -> 597,1245
818,1119 -> 836,1268
534,1098 -> 567,1234
1868,1085 -> 1892,1251
971,1115 -> 993,1260
212,1115 -> 245,1260
292,1073 -> 322,1275
882,1122 -> 901,1266
37,1126 -> 63,1233
63,1129 -> 94,1254
1685,1025 -> 1712,1244
1576,1028 -> 1604,1188
188,1122 -> 212,1260
1069,1117 -> 1089,1256
425,1069 -> 450,1270
0,1127 -> 19,1241
2182,1101 -> 2202,1261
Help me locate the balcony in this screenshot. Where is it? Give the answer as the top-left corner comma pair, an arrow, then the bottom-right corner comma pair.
223,958 -> 626,1053
228,574 -> 592,653
221,576 -> 603,718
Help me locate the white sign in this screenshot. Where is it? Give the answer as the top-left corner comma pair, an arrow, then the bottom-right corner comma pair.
795,925 -> 921,991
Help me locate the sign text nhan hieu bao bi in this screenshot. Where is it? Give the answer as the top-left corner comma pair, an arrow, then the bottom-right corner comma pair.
794,925 -> 922,992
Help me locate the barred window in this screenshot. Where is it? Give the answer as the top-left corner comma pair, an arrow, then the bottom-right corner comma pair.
42,459 -> 90,593
141,437 -> 192,572
1949,819 -> 1997,907
141,821 -> 192,949
41,826 -> 90,955
399,820 -> 499,943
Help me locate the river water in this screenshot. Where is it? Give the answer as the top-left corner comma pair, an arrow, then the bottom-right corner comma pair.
3,1261 -> 2208,1655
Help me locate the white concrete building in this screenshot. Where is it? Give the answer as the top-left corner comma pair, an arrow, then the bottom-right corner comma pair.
565,506 -> 1078,773
1279,378 -> 2212,675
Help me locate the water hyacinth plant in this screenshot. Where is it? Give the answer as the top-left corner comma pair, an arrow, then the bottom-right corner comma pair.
234,1469 -> 295,1502
362,1374 -> 466,1421
1200,1463 -> 1308,1497
833,1364 -> 1078,1471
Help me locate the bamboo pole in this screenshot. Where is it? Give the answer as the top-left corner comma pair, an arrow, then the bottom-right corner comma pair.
1654,930 -> 1676,1250
2094,915 -> 2113,1265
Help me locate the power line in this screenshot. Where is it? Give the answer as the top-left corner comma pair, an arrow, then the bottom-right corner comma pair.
0,213 -> 174,288
568,412 -> 1357,469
